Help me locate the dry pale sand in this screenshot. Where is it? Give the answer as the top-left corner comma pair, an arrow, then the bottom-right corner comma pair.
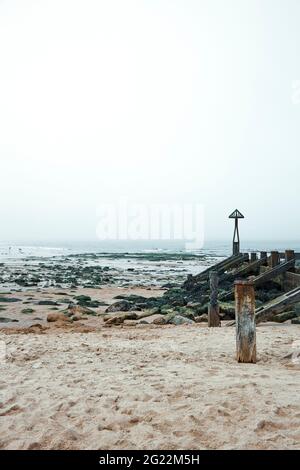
1,323 -> 300,450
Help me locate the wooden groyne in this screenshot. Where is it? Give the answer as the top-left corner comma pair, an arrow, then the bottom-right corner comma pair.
228,250 -> 300,323
183,248 -> 300,324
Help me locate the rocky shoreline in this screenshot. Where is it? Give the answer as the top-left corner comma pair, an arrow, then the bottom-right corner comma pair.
1,251 -> 300,331
0,251 -> 218,330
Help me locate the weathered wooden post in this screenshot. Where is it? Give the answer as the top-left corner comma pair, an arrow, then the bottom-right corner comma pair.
285,249 -> 295,273
250,252 -> 257,263
208,271 -> 220,327
269,251 -> 280,268
285,249 -> 295,262
260,251 -> 268,265
234,280 -> 256,363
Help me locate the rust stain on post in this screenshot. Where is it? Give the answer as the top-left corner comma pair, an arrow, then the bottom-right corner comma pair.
234,280 -> 256,363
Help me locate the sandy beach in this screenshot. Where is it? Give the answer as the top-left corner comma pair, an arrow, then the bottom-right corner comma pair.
2,0 -> 300,457
1,322 -> 300,450
0,251 -> 300,450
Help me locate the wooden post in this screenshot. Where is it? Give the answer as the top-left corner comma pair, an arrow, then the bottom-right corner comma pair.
208,271 -> 220,327
269,251 -> 280,268
285,250 -> 295,262
234,280 -> 256,363
250,252 -> 257,263
260,251 -> 268,266
285,250 -> 295,273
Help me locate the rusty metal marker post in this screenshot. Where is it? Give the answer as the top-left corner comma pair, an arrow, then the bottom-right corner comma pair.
208,271 -> 220,327
234,279 -> 256,363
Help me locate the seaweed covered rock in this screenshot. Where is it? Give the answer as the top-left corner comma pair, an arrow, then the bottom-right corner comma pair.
219,302 -> 235,320
271,310 -> 297,323
175,307 -> 195,320
160,288 -> 188,307
105,300 -> 132,313
38,300 -> 60,306
0,297 -> 22,303
21,308 -> 35,314
168,314 -> 194,325
0,317 -> 19,323
73,295 -> 106,308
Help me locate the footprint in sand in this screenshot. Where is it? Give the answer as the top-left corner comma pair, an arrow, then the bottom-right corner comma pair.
0,404 -> 22,416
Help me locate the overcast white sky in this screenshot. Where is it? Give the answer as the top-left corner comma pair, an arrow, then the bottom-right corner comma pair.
0,0 -> 300,243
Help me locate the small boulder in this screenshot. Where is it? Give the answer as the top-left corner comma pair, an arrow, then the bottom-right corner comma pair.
38,300 -> 60,306
136,308 -> 160,320
123,319 -> 138,326
219,302 -> 235,318
103,312 -> 138,325
105,300 -> 131,313
67,304 -> 96,317
74,295 -> 91,304
177,307 -> 195,320
186,302 -> 202,309
21,308 -> 35,314
273,311 -> 297,323
186,302 -> 203,314
160,306 -> 175,315
168,315 -> 194,326
195,314 -> 208,323
0,297 -> 22,303
73,295 -> 104,307
71,315 -> 85,321
152,315 -> 168,325
0,317 -> 19,323
47,313 -> 70,323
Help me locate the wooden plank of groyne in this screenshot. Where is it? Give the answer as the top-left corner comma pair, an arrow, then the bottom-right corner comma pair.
255,286 -> 300,323
194,253 -> 248,282
282,272 -> 300,290
219,258 -> 296,301
253,259 -> 295,287
221,256 -> 266,283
